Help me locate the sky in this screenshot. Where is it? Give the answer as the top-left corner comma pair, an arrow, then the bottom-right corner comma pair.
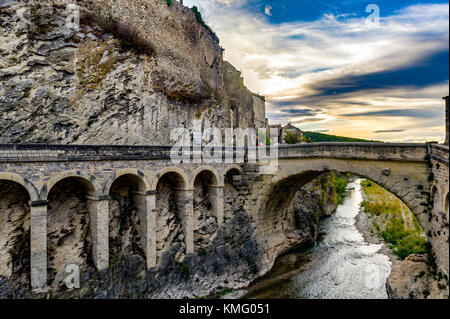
183,0 -> 449,142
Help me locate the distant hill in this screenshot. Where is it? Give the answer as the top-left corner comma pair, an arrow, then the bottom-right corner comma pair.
304,132 -> 379,143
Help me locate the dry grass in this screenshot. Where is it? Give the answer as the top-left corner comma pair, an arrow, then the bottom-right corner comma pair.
80,10 -> 155,55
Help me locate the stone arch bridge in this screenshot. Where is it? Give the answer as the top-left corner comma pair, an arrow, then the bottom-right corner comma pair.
0,142 -> 448,292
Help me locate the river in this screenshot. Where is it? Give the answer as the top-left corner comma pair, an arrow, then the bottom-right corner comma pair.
245,179 -> 392,299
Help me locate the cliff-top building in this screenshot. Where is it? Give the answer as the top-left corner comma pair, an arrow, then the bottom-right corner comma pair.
281,123 -> 304,144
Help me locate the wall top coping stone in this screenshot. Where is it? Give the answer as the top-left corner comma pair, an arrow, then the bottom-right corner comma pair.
0,143 -> 430,163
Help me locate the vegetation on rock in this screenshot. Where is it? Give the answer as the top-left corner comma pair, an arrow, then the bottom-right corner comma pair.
361,180 -> 427,260
304,131 -> 378,143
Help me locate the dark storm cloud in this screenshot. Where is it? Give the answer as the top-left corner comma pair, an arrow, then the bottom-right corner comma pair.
302,50 -> 449,100
280,108 -> 318,116
373,129 -> 406,133
342,109 -> 440,118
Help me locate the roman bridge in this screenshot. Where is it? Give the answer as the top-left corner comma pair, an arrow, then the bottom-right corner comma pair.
0,142 -> 448,292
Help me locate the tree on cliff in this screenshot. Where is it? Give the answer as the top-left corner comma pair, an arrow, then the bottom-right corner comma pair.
284,131 -> 303,144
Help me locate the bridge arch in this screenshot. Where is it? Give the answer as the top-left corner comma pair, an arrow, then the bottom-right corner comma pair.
107,170 -> 152,268
224,165 -> 243,185
153,167 -> 193,258
103,169 -> 151,195
257,163 -> 428,262
43,171 -> 101,200
266,158 -> 429,224
0,172 -> 39,202
45,171 -> 100,285
224,165 -> 243,176
190,166 -> 222,189
151,167 -> 188,191
191,167 -> 223,250
0,174 -> 33,279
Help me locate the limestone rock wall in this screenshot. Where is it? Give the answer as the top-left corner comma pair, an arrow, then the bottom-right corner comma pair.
0,0 -> 264,145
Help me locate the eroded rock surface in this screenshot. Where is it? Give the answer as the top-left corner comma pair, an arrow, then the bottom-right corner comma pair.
386,254 -> 449,299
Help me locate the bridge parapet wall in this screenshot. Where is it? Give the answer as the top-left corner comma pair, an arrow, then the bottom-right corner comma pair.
277,143 -> 428,161
0,144 -> 172,162
428,143 -> 449,165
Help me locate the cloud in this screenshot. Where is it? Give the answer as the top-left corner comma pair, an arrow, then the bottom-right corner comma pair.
280,108 -> 318,116
293,117 -> 326,125
342,109 -> 441,118
374,130 -> 406,133
182,1 -> 449,142
313,129 -> 330,133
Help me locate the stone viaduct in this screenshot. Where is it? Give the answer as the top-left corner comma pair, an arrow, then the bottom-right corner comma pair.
0,142 -> 448,292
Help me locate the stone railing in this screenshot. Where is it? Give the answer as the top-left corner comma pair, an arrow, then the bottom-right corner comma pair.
0,142 -> 431,163
0,144 -> 173,162
427,143 -> 449,166
276,142 -> 428,162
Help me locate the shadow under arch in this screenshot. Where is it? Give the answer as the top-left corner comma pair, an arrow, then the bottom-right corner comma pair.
151,167 -> 188,191
430,184 -> 442,208
189,166 -> 222,189
103,169 -> 151,195
224,165 -> 243,184
191,169 -> 221,251
107,172 -> 150,267
0,178 -> 32,280
45,173 -> 99,286
154,169 -> 190,263
43,171 -> 100,200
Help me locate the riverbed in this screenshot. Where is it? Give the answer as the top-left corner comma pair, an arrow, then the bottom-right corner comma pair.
245,179 -> 392,299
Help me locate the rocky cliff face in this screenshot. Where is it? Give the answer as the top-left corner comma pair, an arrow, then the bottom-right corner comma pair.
0,0 -> 263,145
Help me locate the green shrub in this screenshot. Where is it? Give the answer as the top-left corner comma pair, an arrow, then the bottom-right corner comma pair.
333,176 -> 348,204
192,6 -> 204,24
393,235 -> 428,260
179,262 -> 190,279
220,288 -> 233,296
362,179 -> 427,260
284,130 -> 302,144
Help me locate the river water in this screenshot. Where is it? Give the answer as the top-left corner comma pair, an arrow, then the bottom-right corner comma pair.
246,179 -> 392,299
